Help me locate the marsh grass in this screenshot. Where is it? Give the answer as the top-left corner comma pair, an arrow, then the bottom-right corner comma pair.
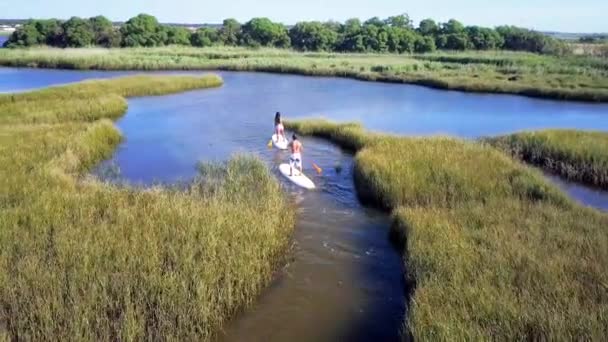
484,130 -> 608,190
1,47 -> 608,101
0,75 -> 295,340
287,119 -> 608,340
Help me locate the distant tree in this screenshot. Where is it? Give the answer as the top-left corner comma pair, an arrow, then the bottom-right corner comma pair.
62,17 -> 94,47
364,17 -> 385,28
36,19 -> 63,46
441,19 -> 466,35
435,34 -> 448,49
414,35 -> 436,53
466,26 -> 504,50
120,14 -> 165,47
190,27 -> 219,47
4,20 -> 43,47
89,16 -> 121,47
418,19 -> 439,36
219,18 -> 241,46
496,25 -> 566,54
289,21 -> 338,51
165,26 -> 191,45
385,27 -> 418,53
240,18 -> 290,48
337,18 -> 365,52
439,19 -> 469,50
385,14 -> 413,29
444,33 -> 470,50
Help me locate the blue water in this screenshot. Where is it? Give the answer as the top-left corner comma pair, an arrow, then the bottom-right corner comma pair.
0,36 -> 7,47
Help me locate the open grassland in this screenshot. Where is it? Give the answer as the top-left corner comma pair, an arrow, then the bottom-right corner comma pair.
0,75 -> 295,340
287,119 -> 608,340
485,130 -> 608,190
1,46 -> 608,102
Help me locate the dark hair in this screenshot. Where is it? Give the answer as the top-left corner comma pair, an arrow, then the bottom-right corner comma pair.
274,112 -> 281,125
292,134 -> 298,140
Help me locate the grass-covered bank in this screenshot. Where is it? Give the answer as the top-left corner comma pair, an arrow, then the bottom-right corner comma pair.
0,75 -> 295,340
287,119 -> 608,340
485,130 -> 608,190
1,47 -> 608,102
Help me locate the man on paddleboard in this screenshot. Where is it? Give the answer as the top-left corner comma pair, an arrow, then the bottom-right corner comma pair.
274,112 -> 286,142
288,134 -> 303,176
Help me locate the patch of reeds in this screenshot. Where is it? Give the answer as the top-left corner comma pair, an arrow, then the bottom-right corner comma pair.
484,130 -> 608,189
286,119 -> 608,340
1,47 -> 607,102
0,75 -> 295,340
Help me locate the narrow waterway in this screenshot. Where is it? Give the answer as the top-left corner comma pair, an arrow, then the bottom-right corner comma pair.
1,67 -> 607,340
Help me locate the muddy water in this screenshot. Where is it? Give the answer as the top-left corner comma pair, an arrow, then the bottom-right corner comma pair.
1,67 -> 608,340
222,139 -> 404,341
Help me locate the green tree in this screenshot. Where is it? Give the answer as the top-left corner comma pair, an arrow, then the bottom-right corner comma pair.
496,25 -> 565,54
418,19 -> 439,36
4,20 -> 43,47
415,35 -> 437,53
62,17 -> 94,47
444,33 -> 470,50
364,17 -> 386,28
289,21 -> 338,51
89,16 -> 121,47
240,18 -> 290,48
435,34 -> 448,49
386,27 -> 418,53
441,19 -> 466,35
190,28 -> 219,47
385,14 -> 413,29
165,26 -> 191,45
36,19 -> 63,46
440,20 -> 469,50
219,18 -> 241,45
120,14 -> 165,47
466,26 -> 503,50
337,18 -> 364,52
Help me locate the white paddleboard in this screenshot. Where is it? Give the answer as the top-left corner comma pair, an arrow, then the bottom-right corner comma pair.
279,164 -> 315,189
272,134 -> 289,150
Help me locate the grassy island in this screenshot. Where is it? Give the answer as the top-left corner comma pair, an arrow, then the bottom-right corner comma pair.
287,119 -> 608,340
0,75 -> 294,340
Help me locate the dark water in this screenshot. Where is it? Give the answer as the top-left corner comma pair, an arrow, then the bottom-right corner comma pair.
1,67 -> 608,341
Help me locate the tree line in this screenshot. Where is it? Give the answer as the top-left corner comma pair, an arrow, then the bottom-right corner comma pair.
3,13 -> 568,55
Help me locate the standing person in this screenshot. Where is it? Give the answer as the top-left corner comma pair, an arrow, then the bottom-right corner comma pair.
274,112 -> 286,142
288,134 -> 303,176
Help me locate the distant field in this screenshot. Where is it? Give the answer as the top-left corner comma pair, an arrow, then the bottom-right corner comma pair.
0,46 -> 607,102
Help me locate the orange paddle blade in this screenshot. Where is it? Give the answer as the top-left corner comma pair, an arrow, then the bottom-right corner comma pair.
313,163 -> 322,174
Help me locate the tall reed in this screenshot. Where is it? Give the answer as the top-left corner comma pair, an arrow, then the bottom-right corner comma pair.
287,119 -> 608,340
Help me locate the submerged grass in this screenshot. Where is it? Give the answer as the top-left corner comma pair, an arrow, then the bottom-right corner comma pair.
1,46 -> 607,102
484,130 -> 608,189
287,119 -> 608,340
0,75 -> 295,340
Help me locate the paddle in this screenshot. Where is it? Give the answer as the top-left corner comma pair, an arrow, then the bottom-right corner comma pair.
267,139 -> 273,148
312,163 -> 322,174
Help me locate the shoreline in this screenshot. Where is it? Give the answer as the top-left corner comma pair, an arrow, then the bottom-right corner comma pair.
1,47 -> 607,103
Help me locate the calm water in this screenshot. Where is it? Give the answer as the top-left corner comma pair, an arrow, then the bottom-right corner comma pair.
2,67 -> 608,341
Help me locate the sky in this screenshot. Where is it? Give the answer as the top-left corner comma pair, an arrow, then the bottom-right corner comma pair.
1,0 -> 606,33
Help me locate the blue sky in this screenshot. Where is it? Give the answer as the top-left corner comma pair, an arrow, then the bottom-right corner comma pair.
1,0 -> 606,32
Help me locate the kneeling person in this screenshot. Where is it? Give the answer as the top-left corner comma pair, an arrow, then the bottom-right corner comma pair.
288,134 -> 303,176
